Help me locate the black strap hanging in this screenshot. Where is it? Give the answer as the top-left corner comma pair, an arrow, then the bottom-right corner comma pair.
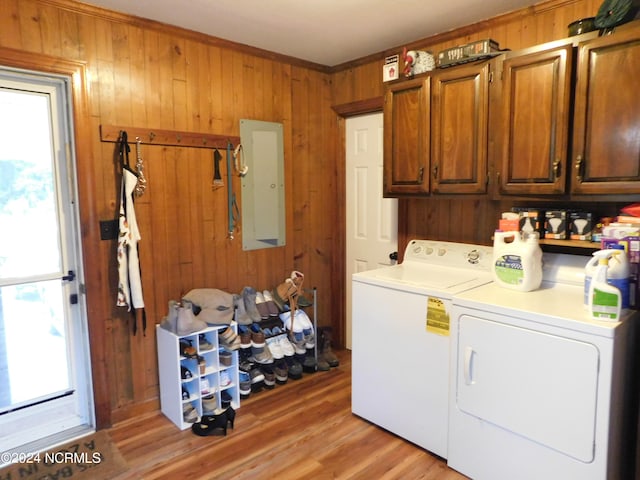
118,130 -> 131,169
117,129 -> 146,336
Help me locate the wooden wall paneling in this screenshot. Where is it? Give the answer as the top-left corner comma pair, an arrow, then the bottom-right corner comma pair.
207,47 -> 222,137
128,26 -> 146,128
18,1 -> 43,53
185,39 -> 205,133
146,146 -> 172,323
59,7 -> 81,60
93,15 -> 113,63
216,49 -> 236,289
290,67 -> 311,268
333,113 -> 346,341
142,30 -> 161,124
184,43 -> 206,290
0,0 -> 22,50
111,23 -> 132,126
331,62 -> 384,106
131,201 -> 152,404
503,15 -> 524,49
220,49 -> 236,139
156,34 -> 175,131
38,2 -> 62,58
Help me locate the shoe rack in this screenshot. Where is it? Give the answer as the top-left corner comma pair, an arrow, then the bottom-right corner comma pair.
156,323 -> 240,430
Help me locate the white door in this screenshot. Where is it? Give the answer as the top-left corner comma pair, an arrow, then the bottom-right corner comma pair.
345,113 -> 397,349
0,69 -> 94,455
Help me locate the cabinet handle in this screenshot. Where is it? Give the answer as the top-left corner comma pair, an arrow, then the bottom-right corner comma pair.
432,164 -> 438,179
553,159 -> 561,179
464,346 -> 475,385
575,155 -> 583,182
418,166 -> 424,183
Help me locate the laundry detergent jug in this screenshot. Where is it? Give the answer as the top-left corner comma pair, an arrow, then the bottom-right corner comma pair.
492,231 -> 543,291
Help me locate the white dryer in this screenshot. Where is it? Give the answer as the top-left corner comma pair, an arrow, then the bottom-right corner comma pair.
448,252 -> 639,480
351,239 -> 493,458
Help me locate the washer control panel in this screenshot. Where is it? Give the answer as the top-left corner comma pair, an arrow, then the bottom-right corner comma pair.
403,240 -> 493,270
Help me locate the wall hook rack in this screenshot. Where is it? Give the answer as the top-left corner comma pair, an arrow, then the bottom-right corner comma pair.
100,124 -> 239,150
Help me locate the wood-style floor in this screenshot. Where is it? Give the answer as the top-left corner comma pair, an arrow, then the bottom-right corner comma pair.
109,350 -> 469,479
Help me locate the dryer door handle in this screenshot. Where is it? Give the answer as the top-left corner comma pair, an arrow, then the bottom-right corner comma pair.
464,346 -> 476,385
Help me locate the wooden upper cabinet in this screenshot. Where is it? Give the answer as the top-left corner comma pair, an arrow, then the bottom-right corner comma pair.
383,76 -> 430,196
571,27 -> 640,195
431,62 -> 490,194
496,45 -> 572,195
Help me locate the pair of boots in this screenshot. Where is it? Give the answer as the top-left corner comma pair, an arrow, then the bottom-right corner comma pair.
316,327 -> 339,371
160,300 -> 207,335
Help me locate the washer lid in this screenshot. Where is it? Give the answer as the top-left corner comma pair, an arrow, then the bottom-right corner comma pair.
353,263 -> 492,295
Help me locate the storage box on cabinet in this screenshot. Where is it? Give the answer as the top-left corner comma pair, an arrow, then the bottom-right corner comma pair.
157,324 -> 240,430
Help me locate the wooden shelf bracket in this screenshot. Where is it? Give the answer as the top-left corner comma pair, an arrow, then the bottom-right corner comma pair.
100,124 -> 240,149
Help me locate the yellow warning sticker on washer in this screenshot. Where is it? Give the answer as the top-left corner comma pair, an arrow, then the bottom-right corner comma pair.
426,296 -> 450,336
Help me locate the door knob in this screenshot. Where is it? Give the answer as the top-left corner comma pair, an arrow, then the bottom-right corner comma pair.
389,251 -> 398,261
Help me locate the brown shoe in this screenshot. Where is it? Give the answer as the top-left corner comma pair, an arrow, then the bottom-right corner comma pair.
320,327 -> 339,367
219,327 -> 241,350
250,324 -> 265,347
317,352 -> 330,371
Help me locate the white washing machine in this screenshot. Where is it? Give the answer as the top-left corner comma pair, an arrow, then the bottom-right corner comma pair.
448,252 -> 639,480
351,239 -> 493,458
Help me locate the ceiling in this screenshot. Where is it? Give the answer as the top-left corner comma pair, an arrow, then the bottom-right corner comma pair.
81,0 -> 539,66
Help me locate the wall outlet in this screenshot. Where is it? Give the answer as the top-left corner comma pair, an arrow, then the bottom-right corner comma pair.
100,219 -> 118,240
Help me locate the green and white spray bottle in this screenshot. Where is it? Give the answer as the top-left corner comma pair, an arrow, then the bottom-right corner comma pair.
588,251 -> 622,322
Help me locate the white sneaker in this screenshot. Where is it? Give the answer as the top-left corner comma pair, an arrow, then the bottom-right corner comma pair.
266,337 -> 284,359
219,370 -> 231,387
278,336 -> 296,357
280,309 -> 310,333
296,309 -> 314,330
279,311 -> 301,332
294,310 -> 315,348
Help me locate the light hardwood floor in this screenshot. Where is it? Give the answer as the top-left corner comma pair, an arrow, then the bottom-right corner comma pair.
109,350 -> 469,479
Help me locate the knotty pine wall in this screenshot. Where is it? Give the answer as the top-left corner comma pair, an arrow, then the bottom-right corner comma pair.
0,0 -> 337,426
0,0 -> 602,427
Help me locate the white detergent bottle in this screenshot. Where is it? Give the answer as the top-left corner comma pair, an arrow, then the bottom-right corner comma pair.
588,256 -> 622,321
492,230 -> 543,291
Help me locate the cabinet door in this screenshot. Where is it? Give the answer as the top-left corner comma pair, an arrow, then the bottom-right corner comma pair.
456,314 -> 599,462
572,28 -> 640,194
383,77 -> 430,196
496,46 -> 572,194
431,62 -> 490,194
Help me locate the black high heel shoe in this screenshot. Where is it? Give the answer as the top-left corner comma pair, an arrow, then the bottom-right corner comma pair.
192,412 -> 227,436
225,406 -> 235,429
202,406 -> 235,430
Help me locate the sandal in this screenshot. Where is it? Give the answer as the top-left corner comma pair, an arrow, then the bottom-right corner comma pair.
180,339 -> 197,358
290,271 -> 312,307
